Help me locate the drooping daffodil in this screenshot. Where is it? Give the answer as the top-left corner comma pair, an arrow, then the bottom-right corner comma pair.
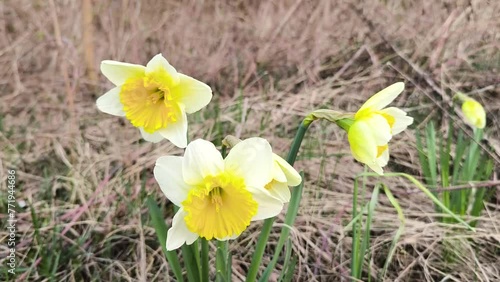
455,92 -> 486,129
347,82 -> 413,175
96,54 -> 212,148
154,138 -> 285,250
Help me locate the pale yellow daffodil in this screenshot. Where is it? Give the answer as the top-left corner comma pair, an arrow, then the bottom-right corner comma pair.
96,54 -> 212,148
264,154 -> 302,203
154,138 -> 284,250
222,135 -> 302,204
455,93 -> 486,129
348,82 -> 413,175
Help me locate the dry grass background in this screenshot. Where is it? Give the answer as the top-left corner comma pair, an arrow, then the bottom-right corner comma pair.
1,0 -> 500,281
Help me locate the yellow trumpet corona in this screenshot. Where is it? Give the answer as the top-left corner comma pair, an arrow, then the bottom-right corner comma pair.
456,93 -> 486,129
348,82 -> 413,175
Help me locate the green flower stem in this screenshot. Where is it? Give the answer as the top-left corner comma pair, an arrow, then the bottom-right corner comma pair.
216,240 -> 229,282
351,177 -> 361,278
246,118 -> 312,282
181,243 -> 200,282
201,239 -> 209,282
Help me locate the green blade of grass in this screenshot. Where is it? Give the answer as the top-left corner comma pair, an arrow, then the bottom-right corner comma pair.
384,173 -> 475,231
281,255 -> 298,282
440,121 -> 452,220
146,197 -> 184,282
416,129 -> 432,184
277,238 -> 294,282
380,185 -> 405,280
260,172 -> 305,282
425,122 -> 438,192
201,239 -> 209,282
356,183 -> 380,279
350,177 -> 361,279
216,240 -> 228,282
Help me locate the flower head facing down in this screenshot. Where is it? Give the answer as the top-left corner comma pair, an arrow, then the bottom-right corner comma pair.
96,54 -> 212,147
154,138 -> 284,250
347,82 -> 413,175
455,93 -> 486,129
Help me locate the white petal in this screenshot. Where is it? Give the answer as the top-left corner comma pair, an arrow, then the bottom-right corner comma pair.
224,137 -> 273,188
154,156 -> 191,207
157,111 -> 188,148
376,146 -> 390,168
271,160 -> 287,183
146,54 -> 179,84
182,139 -> 224,185
139,128 -> 164,143
358,82 -> 404,112
96,86 -> 125,116
363,114 -> 392,146
172,74 -> 213,114
166,209 -> 199,251
100,60 -> 145,86
267,181 -> 291,203
366,161 -> 384,175
249,187 -> 285,220
380,107 -> 414,135
274,154 -> 302,186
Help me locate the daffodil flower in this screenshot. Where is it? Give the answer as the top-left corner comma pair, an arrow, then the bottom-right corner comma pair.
154,138 -> 284,250
222,135 -> 302,203
264,154 -> 302,203
96,54 -> 212,148
348,82 -> 413,175
455,93 -> 486,129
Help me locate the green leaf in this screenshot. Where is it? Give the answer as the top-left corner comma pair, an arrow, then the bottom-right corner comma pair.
146,197 -> 184,282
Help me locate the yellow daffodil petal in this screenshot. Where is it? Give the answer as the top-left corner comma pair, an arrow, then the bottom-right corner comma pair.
139,127 -> 164,143
100,60 -> 145,86
348,120 -> 384,175
462,99 -> 486,129
273,154 -> 302,187
166,208 -> 199,251
96,86 -> 125,116
154,156 -> 192,206
172,73 -> 213,114
357,82 -> 404,116
224,138 -> 273,188
182,139 -> 224,185
379,107 -> 414,135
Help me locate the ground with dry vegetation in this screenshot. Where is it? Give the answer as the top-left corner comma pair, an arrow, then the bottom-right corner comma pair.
1,0 -> 499,281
